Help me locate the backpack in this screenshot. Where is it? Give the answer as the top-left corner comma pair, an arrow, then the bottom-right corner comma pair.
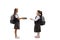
40,16 -> 45,25
10,15 -> 16,24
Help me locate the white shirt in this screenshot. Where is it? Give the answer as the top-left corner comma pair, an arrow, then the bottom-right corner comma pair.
33,16 -> 40,21
15,14 -> 19,18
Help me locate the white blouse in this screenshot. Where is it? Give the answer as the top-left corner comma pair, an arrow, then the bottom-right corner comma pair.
15,14 -> 19,18
33,16 -> 40,21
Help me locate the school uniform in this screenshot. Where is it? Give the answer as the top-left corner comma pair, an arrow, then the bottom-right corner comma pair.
14,14 -> 20,29
33,15 -> 42,32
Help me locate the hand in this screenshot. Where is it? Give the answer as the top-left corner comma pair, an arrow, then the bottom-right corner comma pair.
30,18 -> 33,20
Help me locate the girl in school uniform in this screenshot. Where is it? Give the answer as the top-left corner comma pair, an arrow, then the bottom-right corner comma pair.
13,8 -> 27,38
30,10 -> 42,38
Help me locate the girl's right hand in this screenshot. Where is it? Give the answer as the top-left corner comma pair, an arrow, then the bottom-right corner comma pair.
30,18 -> 33,20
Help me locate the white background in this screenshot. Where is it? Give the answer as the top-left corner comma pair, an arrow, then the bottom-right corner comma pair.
0,0 -> 60,40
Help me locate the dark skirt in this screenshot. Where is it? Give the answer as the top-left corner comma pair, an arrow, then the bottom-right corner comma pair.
34,24 -> 41,32
14,22 -> 20,29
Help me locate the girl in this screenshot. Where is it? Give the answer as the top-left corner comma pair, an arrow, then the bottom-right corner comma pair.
12,8 -> 26,38
30,10 -> 42,38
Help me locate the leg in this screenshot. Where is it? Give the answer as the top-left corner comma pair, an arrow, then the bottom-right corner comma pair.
35,32 -> 40,38
34,24 -> 40,38
14,22 -> 20,39
37,32 -> 40,38
15,29 -> 17,38
37,32 -> 40,36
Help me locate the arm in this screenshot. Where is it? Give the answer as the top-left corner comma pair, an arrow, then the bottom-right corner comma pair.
30,16 -> 40,21
15,14 -> 27,20
19,17 -> 27,19
16,17 -> 25,20
19,18 -> 24,19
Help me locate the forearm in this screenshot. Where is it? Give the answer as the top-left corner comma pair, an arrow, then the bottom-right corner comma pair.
19,17 -> 27,19
19,18 -> 23,19
30,18 -> 36,21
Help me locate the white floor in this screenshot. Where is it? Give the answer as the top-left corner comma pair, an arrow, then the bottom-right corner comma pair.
0,0 -> 60,40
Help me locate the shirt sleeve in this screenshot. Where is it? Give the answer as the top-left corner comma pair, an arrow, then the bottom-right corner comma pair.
33,16 -> 40,21
15,14 -> 19,18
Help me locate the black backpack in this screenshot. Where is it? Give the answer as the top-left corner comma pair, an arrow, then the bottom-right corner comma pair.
10,15 -> 16,24
40,16 -> 45,25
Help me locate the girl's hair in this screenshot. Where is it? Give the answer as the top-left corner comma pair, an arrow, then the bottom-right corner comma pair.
37,10 -> 42,16
14,8 -> 18,15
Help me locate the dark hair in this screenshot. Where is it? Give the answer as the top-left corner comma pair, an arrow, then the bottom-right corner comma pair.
14,8 -> 18,15
37,10 -> 42,16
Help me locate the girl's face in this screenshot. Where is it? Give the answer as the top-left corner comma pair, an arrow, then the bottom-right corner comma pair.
37,12 -> 41,16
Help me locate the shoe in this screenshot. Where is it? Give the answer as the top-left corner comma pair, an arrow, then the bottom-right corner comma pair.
15,36 -> 20,39
35,36 -> 40,38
